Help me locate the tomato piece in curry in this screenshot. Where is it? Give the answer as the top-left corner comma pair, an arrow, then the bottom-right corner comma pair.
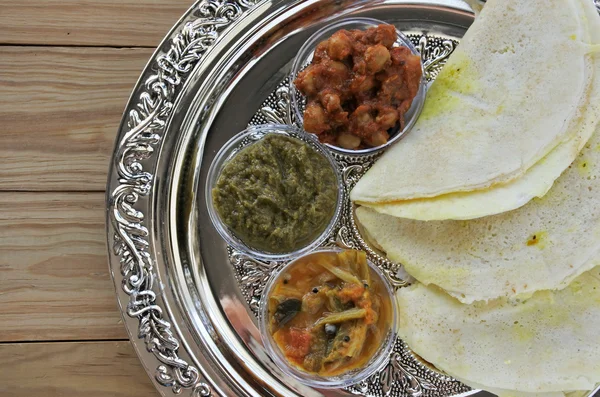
266,250 -> 393,377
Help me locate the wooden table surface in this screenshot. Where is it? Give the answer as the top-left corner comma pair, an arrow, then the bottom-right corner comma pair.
0,1 -> 195,395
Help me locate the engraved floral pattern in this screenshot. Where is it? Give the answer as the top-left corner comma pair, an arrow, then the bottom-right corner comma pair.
412,35 -> 457,80
229,249 -> 281,313
109,0 -> 261,395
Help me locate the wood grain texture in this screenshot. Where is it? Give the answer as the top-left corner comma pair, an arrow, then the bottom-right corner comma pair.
0,1 -> 196,394
0,0 -> 193,47
0,192 -> 127,341
0,341 -> 159,397
0,46 -> 154,191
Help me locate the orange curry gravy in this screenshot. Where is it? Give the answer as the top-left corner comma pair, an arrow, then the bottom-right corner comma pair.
294,24 -> 422,150
266,250 -> 393,377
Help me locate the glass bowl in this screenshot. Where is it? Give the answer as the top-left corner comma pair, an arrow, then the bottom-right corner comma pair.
205,124 -> 343,262
289,17 -> 426,155
258,248 -> 398,389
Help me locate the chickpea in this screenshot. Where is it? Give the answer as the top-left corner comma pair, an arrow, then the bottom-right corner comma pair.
292,24 -> 422,151
358,115 -> 373,128
331,111 -> 349,125
351,75 -> 375,93
390,46 -> 412,65
328,31 -> 352,60
336,133 -> 361,150
303,102 -> 328,133
328,60 -> 349,76
365,44 -> 391,74
325,60 -> 350,88
404,54 -> 423,96
353,58 -> 367,75
320,91 -> 342,113
353,105 -> 373,127
379,75 -> 400,101
376,107 -> 398,130
314,40 -> 329,62
375,24 -> 397,48
364,130 -> 389,147
296,66 -> 319,96
398,99 -> 412,115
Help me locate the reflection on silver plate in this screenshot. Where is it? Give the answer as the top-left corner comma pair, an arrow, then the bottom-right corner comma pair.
105,1 -> 598,396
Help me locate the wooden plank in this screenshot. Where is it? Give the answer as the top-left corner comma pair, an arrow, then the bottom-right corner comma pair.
0,192 -> 127,341
0,46 -> 153,191
0,341 -> 159,397
0,0 -> 193,47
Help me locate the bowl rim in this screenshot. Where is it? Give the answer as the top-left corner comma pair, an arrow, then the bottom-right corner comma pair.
289,16 -> 427,156
258,247 -> 398,389
205,123 -> 344,262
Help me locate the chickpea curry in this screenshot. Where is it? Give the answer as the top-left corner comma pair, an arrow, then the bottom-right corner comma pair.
294,24 -> 422,150
266,250 -> 393,377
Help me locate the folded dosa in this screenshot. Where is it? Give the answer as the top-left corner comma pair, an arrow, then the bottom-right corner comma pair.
355,117 -> 600,302
351,0 -> 593,210
357,0 -> 600,221
396,267 -> 600,393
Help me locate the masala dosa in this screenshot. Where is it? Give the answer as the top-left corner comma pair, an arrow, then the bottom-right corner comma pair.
396,267 -> 600,393
351,0 -> 593,212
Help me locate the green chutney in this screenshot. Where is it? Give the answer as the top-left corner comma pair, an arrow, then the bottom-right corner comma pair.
212,134 -> 338,253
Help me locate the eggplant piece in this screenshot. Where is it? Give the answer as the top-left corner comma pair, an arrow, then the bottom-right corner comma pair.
303,328 -> 329,372
315,308 -> 366,326
273,299 -> 302,326
323,320 -> 369,373
323,321 -> 353,364
303,351 -> 324,373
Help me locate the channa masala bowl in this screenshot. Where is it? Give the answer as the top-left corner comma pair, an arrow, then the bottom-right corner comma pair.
290,18 -> 426,155
259,248 -> 397,388
206,124 -> 343,262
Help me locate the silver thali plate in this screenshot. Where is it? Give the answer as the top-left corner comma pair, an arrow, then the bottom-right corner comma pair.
106,1 -> 595,396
